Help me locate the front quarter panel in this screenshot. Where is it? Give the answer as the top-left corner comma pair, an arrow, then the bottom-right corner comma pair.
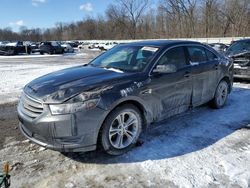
218,56 -> 234,92
96,75 -> 153,126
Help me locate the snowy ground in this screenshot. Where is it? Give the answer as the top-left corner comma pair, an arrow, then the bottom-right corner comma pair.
0,51 -> 249,188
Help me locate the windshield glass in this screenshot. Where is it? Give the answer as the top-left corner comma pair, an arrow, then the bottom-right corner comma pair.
226,41 -> 250,56
90,45 -> 159,72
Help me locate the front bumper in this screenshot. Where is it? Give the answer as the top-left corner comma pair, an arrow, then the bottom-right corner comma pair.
18,101 -> 108,152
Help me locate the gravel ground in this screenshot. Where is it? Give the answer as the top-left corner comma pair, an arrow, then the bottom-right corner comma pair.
0,51 -> 249,188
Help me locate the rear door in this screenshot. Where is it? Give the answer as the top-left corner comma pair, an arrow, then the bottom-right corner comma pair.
145,46 -> 192,121
186,46 -> 219,106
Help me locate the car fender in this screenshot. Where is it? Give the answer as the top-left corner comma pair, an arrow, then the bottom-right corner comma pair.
95,94 -> 153,139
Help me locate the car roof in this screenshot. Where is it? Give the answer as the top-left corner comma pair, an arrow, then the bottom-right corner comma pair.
123,40 -> 200,47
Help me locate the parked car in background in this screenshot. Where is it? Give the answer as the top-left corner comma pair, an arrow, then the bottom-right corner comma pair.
78,42 -> 89,49
96,43 -> 105,49
225,39 -> 250,80
208,43 -> 228,53
61,43 -> 74,53
99,42 -> 118,51
67,41 -> 79,48
18,40 -> 233,155
30,42 -> 40,53
88,43 -> 99,49
0,41 -> 31,55
0,41 -> 9,55
39,41 -> 64,55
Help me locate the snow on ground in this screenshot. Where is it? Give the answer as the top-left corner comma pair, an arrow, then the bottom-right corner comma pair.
0,51 -> 249,187
0,54 -> 62,59
0,51 -> 95,104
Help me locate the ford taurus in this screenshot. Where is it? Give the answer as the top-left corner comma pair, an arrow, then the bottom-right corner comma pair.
18,40 -> 233,155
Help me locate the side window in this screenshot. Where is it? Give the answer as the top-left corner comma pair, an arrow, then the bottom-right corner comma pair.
205,49 -> 218,61
51,42 -> 59,47
187,46 -> 207,63
157,47 -> 187,70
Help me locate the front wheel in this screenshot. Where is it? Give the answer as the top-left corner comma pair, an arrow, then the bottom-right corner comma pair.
211,80 -> 229,109
101,104 -> 142,155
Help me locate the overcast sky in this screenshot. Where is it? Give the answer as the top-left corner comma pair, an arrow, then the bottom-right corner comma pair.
0,0 -> 115,31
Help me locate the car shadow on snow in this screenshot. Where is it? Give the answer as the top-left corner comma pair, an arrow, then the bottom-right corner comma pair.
64,86 -> 250,164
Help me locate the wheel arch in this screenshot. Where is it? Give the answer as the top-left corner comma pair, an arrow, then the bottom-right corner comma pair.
220,76 -> 232,93
96,98 -> 150,148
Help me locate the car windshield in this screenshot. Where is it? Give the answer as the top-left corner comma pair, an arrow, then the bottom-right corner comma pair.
89,45 -> 159,72
226,41 -> 250,56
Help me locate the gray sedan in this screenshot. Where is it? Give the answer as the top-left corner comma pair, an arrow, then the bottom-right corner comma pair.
18,40 -> 233,155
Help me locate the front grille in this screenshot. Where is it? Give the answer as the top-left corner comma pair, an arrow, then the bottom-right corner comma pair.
233,58 -> 250,66
20,93 -> 44,119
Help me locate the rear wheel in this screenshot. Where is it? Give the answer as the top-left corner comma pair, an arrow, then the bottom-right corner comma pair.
101,104 -> 142,155
211,80 -> 229,108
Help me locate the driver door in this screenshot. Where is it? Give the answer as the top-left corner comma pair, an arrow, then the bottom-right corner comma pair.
147,46 -> 192,121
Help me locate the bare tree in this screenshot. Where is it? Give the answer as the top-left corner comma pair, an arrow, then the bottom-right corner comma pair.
109,0 -> 149,39
202,0 -> 219,37
106,4 -> 129,39
0,0 -> 249,41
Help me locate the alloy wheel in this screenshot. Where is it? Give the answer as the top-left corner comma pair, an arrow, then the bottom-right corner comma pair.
216,81 -> 228,106
108,111 -> 139,149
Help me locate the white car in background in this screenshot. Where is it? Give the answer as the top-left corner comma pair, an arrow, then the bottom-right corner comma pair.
78,42 -> 89,49
61,43 -> 74,53
99,42 -> 118,51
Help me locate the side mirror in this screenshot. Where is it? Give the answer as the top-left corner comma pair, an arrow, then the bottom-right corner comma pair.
153,64 -> 177,74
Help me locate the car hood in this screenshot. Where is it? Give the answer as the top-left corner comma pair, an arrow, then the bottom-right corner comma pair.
24,65 -> 132,103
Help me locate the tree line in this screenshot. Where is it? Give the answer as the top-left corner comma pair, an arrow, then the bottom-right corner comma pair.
0,0 -> 249,42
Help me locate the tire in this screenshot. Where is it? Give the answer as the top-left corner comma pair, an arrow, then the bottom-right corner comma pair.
210,80 -> 229,109
101,104 -> 142,155
40,51 -> 44,55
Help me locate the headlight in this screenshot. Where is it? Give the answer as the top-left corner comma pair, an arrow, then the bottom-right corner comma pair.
49,97 -> 100,115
